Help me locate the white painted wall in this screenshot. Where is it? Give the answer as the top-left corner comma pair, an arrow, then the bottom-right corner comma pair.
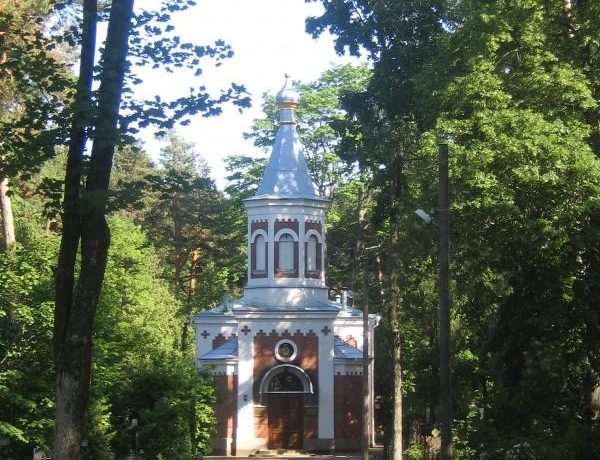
235,323 -> 256,452
318,322 -> 335,440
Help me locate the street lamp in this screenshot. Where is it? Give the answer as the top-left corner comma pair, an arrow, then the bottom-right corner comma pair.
414,208 -> 432,224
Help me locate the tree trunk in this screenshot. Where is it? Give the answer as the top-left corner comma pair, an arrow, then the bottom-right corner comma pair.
53,1 -> 133,459
181,248 -> 200,350
352,184 -> 372,460
0,176 -> 15,253
351,187 -> 364,290
53,2 -> 97,457
54,0 -> 97,362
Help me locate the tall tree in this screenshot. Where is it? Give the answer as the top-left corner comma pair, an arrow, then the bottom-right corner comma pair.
0,0 -> 68,252
309,1 -> 600,458
306,3 -> 451,457
51,1 -> 249,457
53,1 -> 130,457
426,2 -> 600,457
144,131 -> 226,350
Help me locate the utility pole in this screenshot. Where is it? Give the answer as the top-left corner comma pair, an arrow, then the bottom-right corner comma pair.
438,143 -> 452,459
362,255 -> 370,460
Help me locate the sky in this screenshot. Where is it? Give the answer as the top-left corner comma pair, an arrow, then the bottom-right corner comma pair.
135,0 -> 364,189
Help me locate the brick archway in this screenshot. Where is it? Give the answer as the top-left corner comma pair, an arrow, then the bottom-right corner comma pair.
260,365 -> 312,450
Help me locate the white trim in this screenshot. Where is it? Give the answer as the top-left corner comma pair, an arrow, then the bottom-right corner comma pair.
318,327 -> 335,438
254,233 -> 267,271
305,229 -> 323,243
250,229 -> 269,243
274,228 -> 299,242
258,364 -> 314,400
274,339 -> 298,362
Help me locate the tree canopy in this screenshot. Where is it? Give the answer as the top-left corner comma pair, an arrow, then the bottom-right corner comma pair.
0,1 -> 599,459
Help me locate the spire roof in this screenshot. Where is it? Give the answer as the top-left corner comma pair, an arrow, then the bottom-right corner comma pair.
255,76 -> 321,199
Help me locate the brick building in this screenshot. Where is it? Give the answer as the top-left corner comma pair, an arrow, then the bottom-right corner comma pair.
192,77 -> 379,456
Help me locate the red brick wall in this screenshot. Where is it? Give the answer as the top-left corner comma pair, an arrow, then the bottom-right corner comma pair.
212,333 -> 236,349
275,218 -> 299,234
304,221 -> 322,235
214,374 -> 237,438
253,330 -> 319,439
304,407 -> 318,440
251,221 -> 268,234
334,375 -> 363,439
254,404 -> 268,439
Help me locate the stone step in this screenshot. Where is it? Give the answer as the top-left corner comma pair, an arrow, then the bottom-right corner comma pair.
251,449 -> 309,457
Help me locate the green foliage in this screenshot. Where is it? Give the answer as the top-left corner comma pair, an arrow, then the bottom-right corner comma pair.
95,217 -> 181,374
108,353 -> 215,460
1,189 -> 218,458
137,132 -> 239,349
224,154 -> 267,202
0,0 -> 72,178
91,217 -> 217,459
405,439 -> 426,460
0,206 -> 57,457
310,1 -> 600,458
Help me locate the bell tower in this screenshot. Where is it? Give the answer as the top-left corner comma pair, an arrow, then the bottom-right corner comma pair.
243,76 -> 331,307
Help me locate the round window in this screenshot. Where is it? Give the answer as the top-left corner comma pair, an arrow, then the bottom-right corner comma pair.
274,339 -> 297,362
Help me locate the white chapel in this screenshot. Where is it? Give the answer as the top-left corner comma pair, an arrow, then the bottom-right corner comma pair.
192,77 -> 380,456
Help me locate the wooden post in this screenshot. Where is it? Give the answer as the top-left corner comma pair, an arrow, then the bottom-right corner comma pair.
362,256 -> 370,460
0,177 -> 16,253
438,143 -> 452,459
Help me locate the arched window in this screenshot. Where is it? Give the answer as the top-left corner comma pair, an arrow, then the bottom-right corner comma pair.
268,371 -> 304,392
306,235 -> 318,272
259,364 -> 314,399
279,234 -> 294,271
255,234 -> 266,271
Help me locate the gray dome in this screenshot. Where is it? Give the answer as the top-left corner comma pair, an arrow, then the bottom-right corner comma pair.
253,76 -> 321,199
276,74 -> 299,107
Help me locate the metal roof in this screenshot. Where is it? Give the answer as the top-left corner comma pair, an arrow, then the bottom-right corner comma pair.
199,337 -> 238,361
192,298 -> 364,317
254,76 -> 320,199
199,335 -> 364,362
334,336 -> 366,360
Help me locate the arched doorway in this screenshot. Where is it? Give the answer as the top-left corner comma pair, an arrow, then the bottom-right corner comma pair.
259,365 -> 313,450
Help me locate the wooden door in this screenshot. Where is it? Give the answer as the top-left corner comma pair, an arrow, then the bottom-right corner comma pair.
267,394 -> 303,449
